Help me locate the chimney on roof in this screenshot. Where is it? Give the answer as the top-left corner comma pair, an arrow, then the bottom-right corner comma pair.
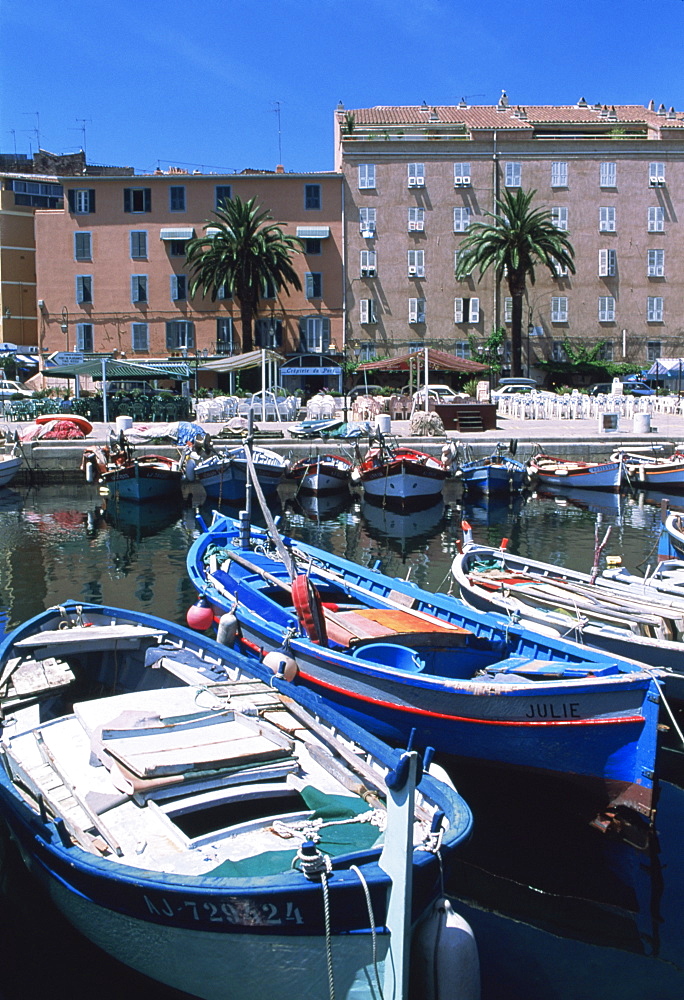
276,164 -> 284,173
577,97 -> 588,108
458,97 -> 468,108
667,107 -> 677,119
429,107 -> 439,121
658,103 -> 667,115
497,90 -> 509,110
420,101 -> 429,112
592,102 -> 602,111
608,105 -> 617,121
337,100 -> 344,110
648,99 -> 655,111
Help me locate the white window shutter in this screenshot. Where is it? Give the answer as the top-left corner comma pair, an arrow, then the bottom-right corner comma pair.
409,298 -> 418,323
454,298 -> 464,323
469,298 -> 480,323
360,299 -> 369,324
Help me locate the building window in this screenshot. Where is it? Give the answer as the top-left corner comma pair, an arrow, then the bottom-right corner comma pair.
10,179 -> 62,208
124,188 -> 152,213
255,318 -> 282,349
408,207 -> 425,232
131,323 -> 149,351
216,284 -> 232,300
76,275 -> 92,304
454,341 -> 471,358
76,323 -> 94,351
304,184 -> 321,210
505,162 -> 521,187
407,341 -> 423,354
647,249 -> 665,277
648,207 -> 665,232
215,185 -> 231,209
551,207 -> 568,231
165,320 -> 194,350
454,297 -> 479,323
553,259 -> 568,278
359,207 -> 376,236
305,238 -> 321,255
68,189 -> 95,214
504,297 -> 512,323
551,162 -> 568,187
649,162 -> 666,186
168,240 -> 187,257
360,250 -> 377,277
131,275 -> 148,304
598,341 -> 614,361
130,231 -> 148,259
409,297 -> 426,323
261,277 -> 276,300
647,297 -> 664,322
453,207 -> 471,233
359,299 -> 377,324
599,207 -> 616,232
453,163 -> 471,186
171,275 -> 187,301
551,296 -> 568,323
551,340 -> 566,362
647,340 -> 662,362
598,296 -> 615,322
454,249 -> 472,277
169,186 -> 186,212
300,316 -> 330,352
358,341 -> 374,362
598,249 -> 617,277
305,272 -> 322,299
74,231 -> 92,261
408,163 -> 425,187
408,250 -> 425,278
358,164 -> 376,189
216,317 -> 235,354
600,162 -> 617,187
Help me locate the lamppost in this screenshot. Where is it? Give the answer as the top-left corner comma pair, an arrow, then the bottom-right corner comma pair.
61,307 -> 69,352
527,323 -> 534,379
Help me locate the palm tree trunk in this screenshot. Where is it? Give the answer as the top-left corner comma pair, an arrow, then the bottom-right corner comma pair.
509,285 -> 524,378
239,299 -> 254,354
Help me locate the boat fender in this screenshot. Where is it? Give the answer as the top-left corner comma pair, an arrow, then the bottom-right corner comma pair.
292,574 -> 329,647
461,520 -> 473,545
186,597 -> 214,631
263,649 -> 298,682
184,458 -> 196,483
216,612 -> 238,646
85,455 -> 98,484
410,897 -> 480,1000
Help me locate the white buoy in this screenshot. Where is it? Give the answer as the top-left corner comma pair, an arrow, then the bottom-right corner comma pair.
411,897 -> 480,1000
85,458 -> 97,483
216,613 -> 238,646
184,458 -> 196,482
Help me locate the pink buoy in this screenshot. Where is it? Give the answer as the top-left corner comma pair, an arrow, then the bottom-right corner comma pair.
186,597 -> 214,631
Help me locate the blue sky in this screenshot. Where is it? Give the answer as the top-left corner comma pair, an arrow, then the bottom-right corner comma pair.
3,0 -> 684,175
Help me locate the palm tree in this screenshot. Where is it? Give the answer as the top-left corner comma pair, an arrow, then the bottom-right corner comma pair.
455,188 -> 576,377
185,195 -> 303,354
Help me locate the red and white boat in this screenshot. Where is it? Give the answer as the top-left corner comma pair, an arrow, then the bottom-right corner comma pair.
286,453 -> 352,494
528,452 -> 624,492
352,441 -> 448,506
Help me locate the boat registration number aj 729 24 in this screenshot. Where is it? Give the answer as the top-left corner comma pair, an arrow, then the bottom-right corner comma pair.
144,894 -> 305,927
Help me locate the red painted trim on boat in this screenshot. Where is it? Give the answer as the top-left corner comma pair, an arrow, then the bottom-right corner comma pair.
296,669 -> 645,727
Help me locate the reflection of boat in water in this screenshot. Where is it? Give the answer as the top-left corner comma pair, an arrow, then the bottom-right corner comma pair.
361,495 -> 446,554
101,497 -> 184,540
294,491 -> 353,522
460,492 -> 526,533
0,487 -> 23,512
531,484 -> 623,517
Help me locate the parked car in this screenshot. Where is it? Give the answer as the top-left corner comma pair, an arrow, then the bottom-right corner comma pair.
491,380 -> 555,402
586,381 -> 656,397
0,379 -> 34,399
408,384 -> 460,403
348,384 -> 388,400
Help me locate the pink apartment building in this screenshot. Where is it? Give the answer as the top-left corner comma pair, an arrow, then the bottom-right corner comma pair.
34,169 -> 344,393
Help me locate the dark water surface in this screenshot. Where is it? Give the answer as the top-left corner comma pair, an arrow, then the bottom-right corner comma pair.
0,480 -> 683,1000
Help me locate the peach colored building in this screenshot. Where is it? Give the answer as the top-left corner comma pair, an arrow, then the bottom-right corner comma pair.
335,98 -> 684,375
35,169 -> 344,392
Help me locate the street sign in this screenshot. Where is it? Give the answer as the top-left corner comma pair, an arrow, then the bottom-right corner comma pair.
48,352 -> 84,366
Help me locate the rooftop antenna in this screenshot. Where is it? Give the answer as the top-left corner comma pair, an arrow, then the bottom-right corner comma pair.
8,129 -> 17,158
273,101 -> 283,164
70,118 -> 92,159
22,111 -> 40,149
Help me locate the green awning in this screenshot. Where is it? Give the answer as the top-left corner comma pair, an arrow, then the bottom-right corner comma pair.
44,360 -> 190,380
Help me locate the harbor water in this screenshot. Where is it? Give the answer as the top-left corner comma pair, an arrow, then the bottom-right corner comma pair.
0,479 -> 683,999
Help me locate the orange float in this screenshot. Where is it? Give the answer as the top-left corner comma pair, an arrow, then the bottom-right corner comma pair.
36,414 -> 93,435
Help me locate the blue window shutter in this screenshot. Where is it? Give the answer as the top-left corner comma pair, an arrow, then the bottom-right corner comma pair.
298,318 -> 307,352
144,188 -> 151,213
89,190 -> 96,213
123,189 -> 131,213
321,317 -> 330,352
67,190 -> 75,212
165,322 -> 175,350
275,320 -> 283,347
187,322 -> 195,349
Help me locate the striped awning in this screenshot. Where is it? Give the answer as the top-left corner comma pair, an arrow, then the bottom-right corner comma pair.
160,227 -> 195,241
296,226 -> 330,239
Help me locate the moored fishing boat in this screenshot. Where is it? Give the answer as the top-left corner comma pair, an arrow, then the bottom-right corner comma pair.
457,443 -> 528,496
187,510 -> 662,840
0,440 -> 21,488
613,448 -> 684,491
286,452 -> 353,494
184,444 -> 289,502
0,599 -> 477,1000
528,452 -> 624,491
352,437 -> 449,507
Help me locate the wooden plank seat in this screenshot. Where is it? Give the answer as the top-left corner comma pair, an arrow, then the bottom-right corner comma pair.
324,606 -> 473,648
14,624 -> 167,658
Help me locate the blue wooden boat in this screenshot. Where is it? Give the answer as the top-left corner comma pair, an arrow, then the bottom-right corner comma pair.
0,600 -> 476,1000
186,511 -> 662,838
185,444 -> 288,501
457,443 -> 528,495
